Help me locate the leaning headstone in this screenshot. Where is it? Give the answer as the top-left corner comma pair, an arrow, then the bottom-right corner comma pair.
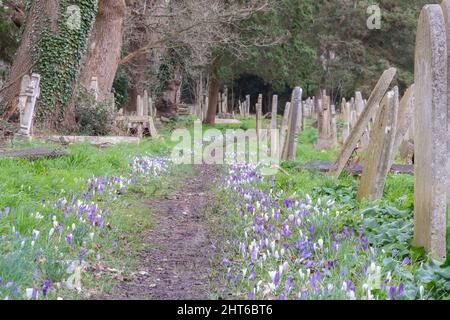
357,88 -> 399,201
329,68 -> 397,178
282,87 -> 302,161
391,84 -> 415,166
17,73 -> 40,139
355,92 -> 364,117
413,4 -> 448,260
148,116 -> 160,138
279,102 -> 291,160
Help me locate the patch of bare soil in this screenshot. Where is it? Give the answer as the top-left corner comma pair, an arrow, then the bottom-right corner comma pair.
104,165 -> 225,300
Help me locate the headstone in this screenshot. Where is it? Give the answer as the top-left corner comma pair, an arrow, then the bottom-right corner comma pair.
90,76 -> 99,101
391,84 -> 415,166
270,95 -> 278,131
342,100 -> 351,143
246,95 -> 251,116
148,116 -> 160,138
357,88 -> 399,201
322,94 -> 331,137
316,98 -> 323,136
137,95 -> 144,116
279,102 -> 291,160
17,73 -> 40,138
143,90 -> 149,116
282,87 -> 302,161
413,4 -> 448,260
329,68 -> 397,178
256,94 -> 263,149
441,0 -> 450,201
355,92 -> 364,117
330,105 -> 338,147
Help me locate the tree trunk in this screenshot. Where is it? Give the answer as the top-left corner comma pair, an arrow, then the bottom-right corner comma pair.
0,0 -> 59,121
204,58 -> 221,125
77,0 -> 126,102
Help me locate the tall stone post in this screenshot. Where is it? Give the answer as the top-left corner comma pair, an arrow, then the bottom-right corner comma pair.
413,4 -> 448,260
282,87 -> 302,161
143,90 -> 149,116
330,105 -> 338,147
279,102 -> 291,160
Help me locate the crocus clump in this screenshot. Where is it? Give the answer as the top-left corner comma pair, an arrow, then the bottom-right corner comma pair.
0,156 -> 172,300
221,160 -> 406,300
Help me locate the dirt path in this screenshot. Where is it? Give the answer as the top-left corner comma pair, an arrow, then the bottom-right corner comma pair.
106,165 -> 224,300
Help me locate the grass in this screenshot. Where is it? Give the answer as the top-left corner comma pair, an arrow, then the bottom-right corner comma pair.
0,129 -> 194,300
0,115 -> 448,300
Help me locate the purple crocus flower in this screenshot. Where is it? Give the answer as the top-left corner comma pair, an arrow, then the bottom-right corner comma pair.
65,234 -> 73,245
273,272 -> 280,286
283,198 -> 293,208
402,257 -> 410,266
222,259 -> 231,266
309,225 -> 315,239
32,287 -> 38,300
398,283 -> 404,298
249,289 -> 255,300
42,279 -> 51,297
389,286 -> 396,300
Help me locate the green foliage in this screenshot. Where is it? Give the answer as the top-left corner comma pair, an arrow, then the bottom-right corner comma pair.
153,46 -> 189,98
74,87 -> 116,136
0,7 -> 20,65
112,66 -> 130,110
220,0 -> 434,99
34,0 -> 98,124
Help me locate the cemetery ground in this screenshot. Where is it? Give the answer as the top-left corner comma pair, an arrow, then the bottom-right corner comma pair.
0,116 -> 449,300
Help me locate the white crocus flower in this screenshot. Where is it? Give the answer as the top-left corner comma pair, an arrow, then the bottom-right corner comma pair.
318,239 -> 324,249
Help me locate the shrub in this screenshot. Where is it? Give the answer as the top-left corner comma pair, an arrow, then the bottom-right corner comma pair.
74,87 -> 117,136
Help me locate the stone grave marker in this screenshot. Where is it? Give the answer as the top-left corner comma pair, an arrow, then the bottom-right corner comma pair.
17,73 -> 40,139
413,4 -> 448,260
329,68 -> 397,178
282,87 -> 302,161
357,87 -> 399,201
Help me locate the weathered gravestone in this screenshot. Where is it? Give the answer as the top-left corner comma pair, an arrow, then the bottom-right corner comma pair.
441,0 -> 450,202
391,84 -> 415,169
329,68 -> 397,178
282,87 -> 302,161
270,95 -> 278,131
279,102 -> 291,160
143,90 -> 149,116
413,4 -> 448,260
17,73 -> 41,139
342,100 -> 351,143
330,105 -> 338,147
246,95 -> 251,116
357,88 -> 399,201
